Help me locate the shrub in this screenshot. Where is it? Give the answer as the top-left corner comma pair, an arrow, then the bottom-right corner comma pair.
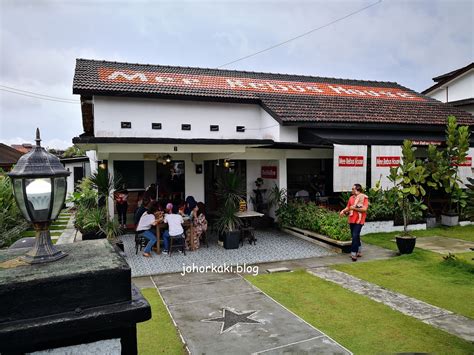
0,172 -> 28,247
276,201 -> 350,241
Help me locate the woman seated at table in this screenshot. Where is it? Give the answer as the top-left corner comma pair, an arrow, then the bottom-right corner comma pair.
162,205 -> 184,253
186,201 -> 208,250
136,202 -> 161,258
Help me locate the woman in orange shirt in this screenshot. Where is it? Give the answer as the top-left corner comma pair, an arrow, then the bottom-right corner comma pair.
339,184 -> 369,262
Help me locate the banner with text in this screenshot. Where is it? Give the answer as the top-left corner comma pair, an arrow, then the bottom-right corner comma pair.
333,145 -> 367,192
371,145 -> 402,189
459,148 -> 474,187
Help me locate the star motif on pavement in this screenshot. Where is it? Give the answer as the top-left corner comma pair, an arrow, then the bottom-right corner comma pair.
201,308 -> 263,333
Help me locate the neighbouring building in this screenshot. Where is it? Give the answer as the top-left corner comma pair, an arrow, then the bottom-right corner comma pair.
0,143 -> 24,171
72,59 -> 474,218
60,156 -> 91,206
422,62 -> 474,116
11,143 -> 33,154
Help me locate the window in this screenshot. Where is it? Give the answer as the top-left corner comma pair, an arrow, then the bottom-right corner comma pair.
236,126 -> 245,132
210,125 -> 219,132
152,123 -> 162,130
114,161 -> 144,189
121,122 -> 131,129
181,124 -> 191,131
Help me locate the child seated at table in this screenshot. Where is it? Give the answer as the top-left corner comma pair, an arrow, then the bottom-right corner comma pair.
162,205 -> 184,253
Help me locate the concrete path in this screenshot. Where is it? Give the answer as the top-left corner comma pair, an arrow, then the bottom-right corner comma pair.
414,236 -> 474,254
308,267 -> 474,342
56,214 -> 77,245
136,272 -> 351,354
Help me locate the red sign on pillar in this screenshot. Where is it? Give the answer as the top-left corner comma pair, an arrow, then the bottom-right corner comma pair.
261,166 -> 277,179
338,156 -> 364,167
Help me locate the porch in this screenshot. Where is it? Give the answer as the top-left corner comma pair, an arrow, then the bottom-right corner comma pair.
119,228 -> 333,277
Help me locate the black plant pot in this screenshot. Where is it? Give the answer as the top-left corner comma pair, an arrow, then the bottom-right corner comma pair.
396,236 -> 416,254
224,230 -> 240,249
115,241 -> 125,252
81,230 -> 106,240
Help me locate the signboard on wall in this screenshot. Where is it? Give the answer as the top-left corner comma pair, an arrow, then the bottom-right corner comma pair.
371,146 -> 402,189
333,145 -> 367,192
261,166 -> 277,179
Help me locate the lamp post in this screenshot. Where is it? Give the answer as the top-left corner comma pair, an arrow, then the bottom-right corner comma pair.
8,128 -> 70,264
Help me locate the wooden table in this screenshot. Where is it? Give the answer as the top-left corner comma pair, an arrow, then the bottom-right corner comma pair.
155,218 -> 192,254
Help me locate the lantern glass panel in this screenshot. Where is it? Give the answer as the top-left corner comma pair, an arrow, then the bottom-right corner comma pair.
13,179 -> 31,222
50,177 -> 67,220
25,178 -> 52,221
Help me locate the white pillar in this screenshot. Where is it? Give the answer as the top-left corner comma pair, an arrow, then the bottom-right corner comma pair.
86,150 -> 98,174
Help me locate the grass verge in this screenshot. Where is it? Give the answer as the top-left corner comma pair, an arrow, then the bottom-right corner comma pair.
21,231 -> 62,237
412,225 -> 474,242
334,249 -> 474,318
138,288 -> 185,355
246,270 -> 473,355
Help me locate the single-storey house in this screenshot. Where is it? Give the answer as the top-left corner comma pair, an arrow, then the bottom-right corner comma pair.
60,156 -> 91,206
72,59 -> 474,218
0,143 -> 24,172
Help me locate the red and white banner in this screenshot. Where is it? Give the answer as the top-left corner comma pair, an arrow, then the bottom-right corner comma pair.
459,148 -> 474,187
333,145 -> 367,192
371,146 -> 402,189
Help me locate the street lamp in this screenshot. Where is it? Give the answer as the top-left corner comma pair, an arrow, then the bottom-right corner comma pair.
8,128 -> 70,264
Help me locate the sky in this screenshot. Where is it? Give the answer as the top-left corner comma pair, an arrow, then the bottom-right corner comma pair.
0,0 -> 472,149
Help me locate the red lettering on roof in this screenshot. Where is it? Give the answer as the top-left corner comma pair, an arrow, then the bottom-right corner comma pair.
98,68 -> 426,101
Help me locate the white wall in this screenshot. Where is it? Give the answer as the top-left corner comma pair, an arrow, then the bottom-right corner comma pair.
93,97 -> 294,141
426,69 -> 474,103
447,72 -> 474,102
64,161 -> 89,206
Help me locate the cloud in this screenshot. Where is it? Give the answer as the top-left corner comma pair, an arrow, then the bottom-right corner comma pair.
0,0 -> 472,149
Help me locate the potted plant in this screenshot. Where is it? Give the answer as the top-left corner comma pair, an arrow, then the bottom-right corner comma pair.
422,116 -> 470,226
214,172 -> 246,249
389,140 -> 428,254
70,169 -> 124,245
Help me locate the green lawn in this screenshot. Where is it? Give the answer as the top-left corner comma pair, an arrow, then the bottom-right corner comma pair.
137,288 -> 185,355
247,270 -> 474,355
21,231 -> 62,237
336,225 -> 474,318
361,225 -> 474,252
412,225 -> 474,241
334,249 -> 474,318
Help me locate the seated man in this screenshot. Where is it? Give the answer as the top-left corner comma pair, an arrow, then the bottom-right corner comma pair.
162,205 -> 184,253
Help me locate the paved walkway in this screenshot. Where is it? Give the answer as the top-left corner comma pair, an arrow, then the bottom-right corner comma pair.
56,214 -> 77,245
308,267 -> 474,342
414,236 -> 474,254
135,272 -> 351,354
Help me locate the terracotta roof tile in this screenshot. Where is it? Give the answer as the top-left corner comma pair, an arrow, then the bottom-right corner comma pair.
73,59 -> 473,127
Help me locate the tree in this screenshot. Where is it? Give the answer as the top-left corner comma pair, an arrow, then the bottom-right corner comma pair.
389,140 -> 428,235
62,145 -> 86,158
423,116 -> 471,215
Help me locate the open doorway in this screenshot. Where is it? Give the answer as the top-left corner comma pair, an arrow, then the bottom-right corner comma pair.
157,160 -> 185,203
204,159 -> 247,214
